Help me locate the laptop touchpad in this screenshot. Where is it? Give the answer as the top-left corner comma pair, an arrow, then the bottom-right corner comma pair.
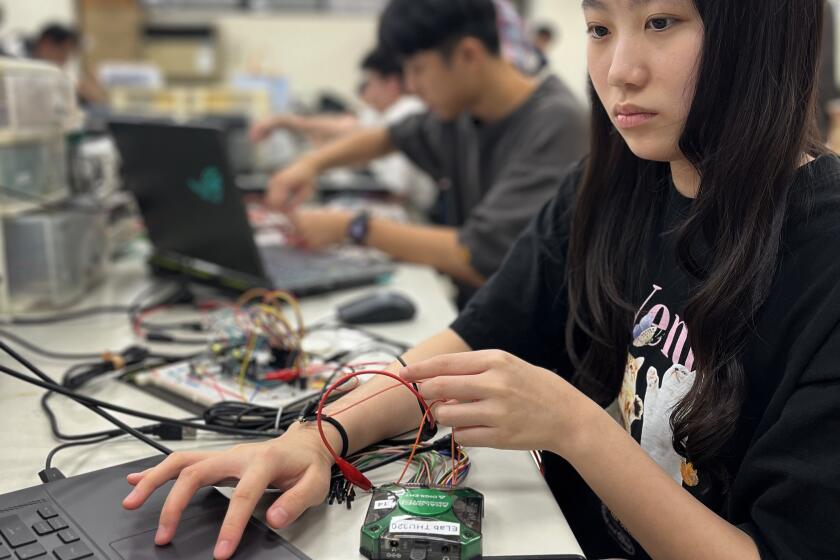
110,510 -> 296,559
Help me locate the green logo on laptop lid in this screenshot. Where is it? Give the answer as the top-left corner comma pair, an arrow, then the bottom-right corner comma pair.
188,166 -> 224,204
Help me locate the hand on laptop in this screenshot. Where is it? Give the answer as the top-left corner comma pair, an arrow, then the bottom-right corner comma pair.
266,159 -> 319,212
121,424 -> 337,560
289,209 -> 353,250
249,116 -> 279,143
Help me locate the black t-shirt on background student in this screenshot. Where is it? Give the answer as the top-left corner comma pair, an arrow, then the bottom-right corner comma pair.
451,155 -> 840,559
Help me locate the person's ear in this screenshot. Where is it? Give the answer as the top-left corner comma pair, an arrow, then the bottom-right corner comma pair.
452,37 -> 487,70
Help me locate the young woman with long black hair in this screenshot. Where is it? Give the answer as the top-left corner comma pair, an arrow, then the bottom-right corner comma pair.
123,1 -> 840,558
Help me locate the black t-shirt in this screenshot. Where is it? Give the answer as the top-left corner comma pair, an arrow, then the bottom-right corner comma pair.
451,155 -> 840,559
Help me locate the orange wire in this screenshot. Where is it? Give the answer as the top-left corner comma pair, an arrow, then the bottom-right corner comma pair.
316,369 -> 466,488
329,380 -> 412,417
450,427 -> 457,486
316,369 -> 435,465
396,399 -> 444,485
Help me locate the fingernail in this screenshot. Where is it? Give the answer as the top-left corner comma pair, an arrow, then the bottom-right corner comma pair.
154,524 -> 168,543
268,506 -> 289,527
123,489 -> 137,502
398,367 -> 408,376
214,539 -> 232,558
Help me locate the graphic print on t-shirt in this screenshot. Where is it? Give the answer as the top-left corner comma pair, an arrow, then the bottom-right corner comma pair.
607,283 -> 700,553
618,284 -> 697,485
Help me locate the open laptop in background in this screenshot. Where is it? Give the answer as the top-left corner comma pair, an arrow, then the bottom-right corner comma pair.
109,120 -> 394,296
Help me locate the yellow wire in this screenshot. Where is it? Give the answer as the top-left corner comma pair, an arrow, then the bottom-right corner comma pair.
236,287 -> 270,307
237,330 -> 258,396
265,290 -> 305,337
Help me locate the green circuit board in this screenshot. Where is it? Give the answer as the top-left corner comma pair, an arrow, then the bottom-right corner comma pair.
360,484 -> 484,560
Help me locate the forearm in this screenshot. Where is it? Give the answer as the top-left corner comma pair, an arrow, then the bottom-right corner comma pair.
562,406 -> 760,560
78,71 -> 107,104
302,127 -> 394,173
321,329 -> 471,454
366,219 -> 486,287
288,114 -> 360,139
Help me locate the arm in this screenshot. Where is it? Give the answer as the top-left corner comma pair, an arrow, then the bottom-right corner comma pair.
293,210 -> 486,287
318,328 -> 472,453
402,351 -> 761,560
124,172 -> 579,558
302,126 -> 394,171
122,329 -> 471,560
365,219 -> 485,287
250,113 -> 360,143
77,68 -> 107,105
565,404 -> 760,560
266,127 -> 395,209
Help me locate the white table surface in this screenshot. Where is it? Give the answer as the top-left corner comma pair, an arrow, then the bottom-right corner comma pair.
0,258 -> 584,559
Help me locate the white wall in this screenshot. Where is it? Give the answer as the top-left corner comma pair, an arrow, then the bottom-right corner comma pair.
217,13 -> 379,105
529,0 -> 589,104
0,0 -> 75,36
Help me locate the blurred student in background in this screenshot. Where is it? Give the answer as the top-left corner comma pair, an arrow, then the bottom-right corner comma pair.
28,23 -> 106,106
266,0 -> 587,306
532,23 -> 556,71
250,46 -> 437,213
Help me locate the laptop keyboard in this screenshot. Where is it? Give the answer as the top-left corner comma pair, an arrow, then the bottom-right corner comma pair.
260,246 -> 390,287
0,506 -> 94,560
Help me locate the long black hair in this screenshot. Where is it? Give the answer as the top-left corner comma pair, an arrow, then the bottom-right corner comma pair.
566,0 -> 827,479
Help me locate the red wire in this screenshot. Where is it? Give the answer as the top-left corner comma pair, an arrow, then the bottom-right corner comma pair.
132,304 -> 170,336
328,380 -> 410,416
316,369 -> 436,491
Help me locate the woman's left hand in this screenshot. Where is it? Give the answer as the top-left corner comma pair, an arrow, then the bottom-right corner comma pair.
400,350 -> 603,457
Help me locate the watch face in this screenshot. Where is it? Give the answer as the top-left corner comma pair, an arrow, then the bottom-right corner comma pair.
349,213 -> 369,244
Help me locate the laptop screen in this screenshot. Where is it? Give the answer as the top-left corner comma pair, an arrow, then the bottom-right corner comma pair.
110,120 -> 265,279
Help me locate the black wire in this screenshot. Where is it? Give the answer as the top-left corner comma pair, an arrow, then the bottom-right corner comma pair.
332,443 -> 435,481
39,360 -> 183,441
0,339 -> 172,455
0,281 -> 186,327
202,391 -> 340,433
2,305 -> 132,326
0,329 -> 104,361
0,326 -> 196,366
45,435 -> 114,471
0,364 -> 281,438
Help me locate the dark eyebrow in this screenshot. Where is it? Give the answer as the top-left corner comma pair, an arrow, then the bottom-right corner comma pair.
582,0 -> 675,9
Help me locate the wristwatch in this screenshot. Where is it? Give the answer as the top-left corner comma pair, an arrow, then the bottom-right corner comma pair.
346,210 -> 371,245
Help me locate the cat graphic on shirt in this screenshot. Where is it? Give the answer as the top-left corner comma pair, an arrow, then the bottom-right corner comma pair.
625,287 -> 698,485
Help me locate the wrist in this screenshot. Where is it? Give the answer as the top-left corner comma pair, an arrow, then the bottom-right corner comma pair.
297,153 -> 322,176
272,114 -> 295,129
548,388 -> 614,461
287,419 -> 343,465
346,210 -> 371,245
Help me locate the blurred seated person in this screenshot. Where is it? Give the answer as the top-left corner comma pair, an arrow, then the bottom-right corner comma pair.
250,46 -> 436,212
532,23 -> 556,71
29,23 -> 106,106
265,0 -> 587,305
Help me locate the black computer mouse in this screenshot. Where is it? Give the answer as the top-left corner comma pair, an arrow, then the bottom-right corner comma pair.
336,290 -> 417,324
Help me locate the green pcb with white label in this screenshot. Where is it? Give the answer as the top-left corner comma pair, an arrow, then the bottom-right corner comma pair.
360,484 -> 484,560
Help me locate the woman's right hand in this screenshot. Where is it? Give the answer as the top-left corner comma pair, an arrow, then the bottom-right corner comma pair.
121,423 -> 334,560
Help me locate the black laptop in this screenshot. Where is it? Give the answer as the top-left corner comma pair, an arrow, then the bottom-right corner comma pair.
109,120 -> 394,296
0,455 -> 309,559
